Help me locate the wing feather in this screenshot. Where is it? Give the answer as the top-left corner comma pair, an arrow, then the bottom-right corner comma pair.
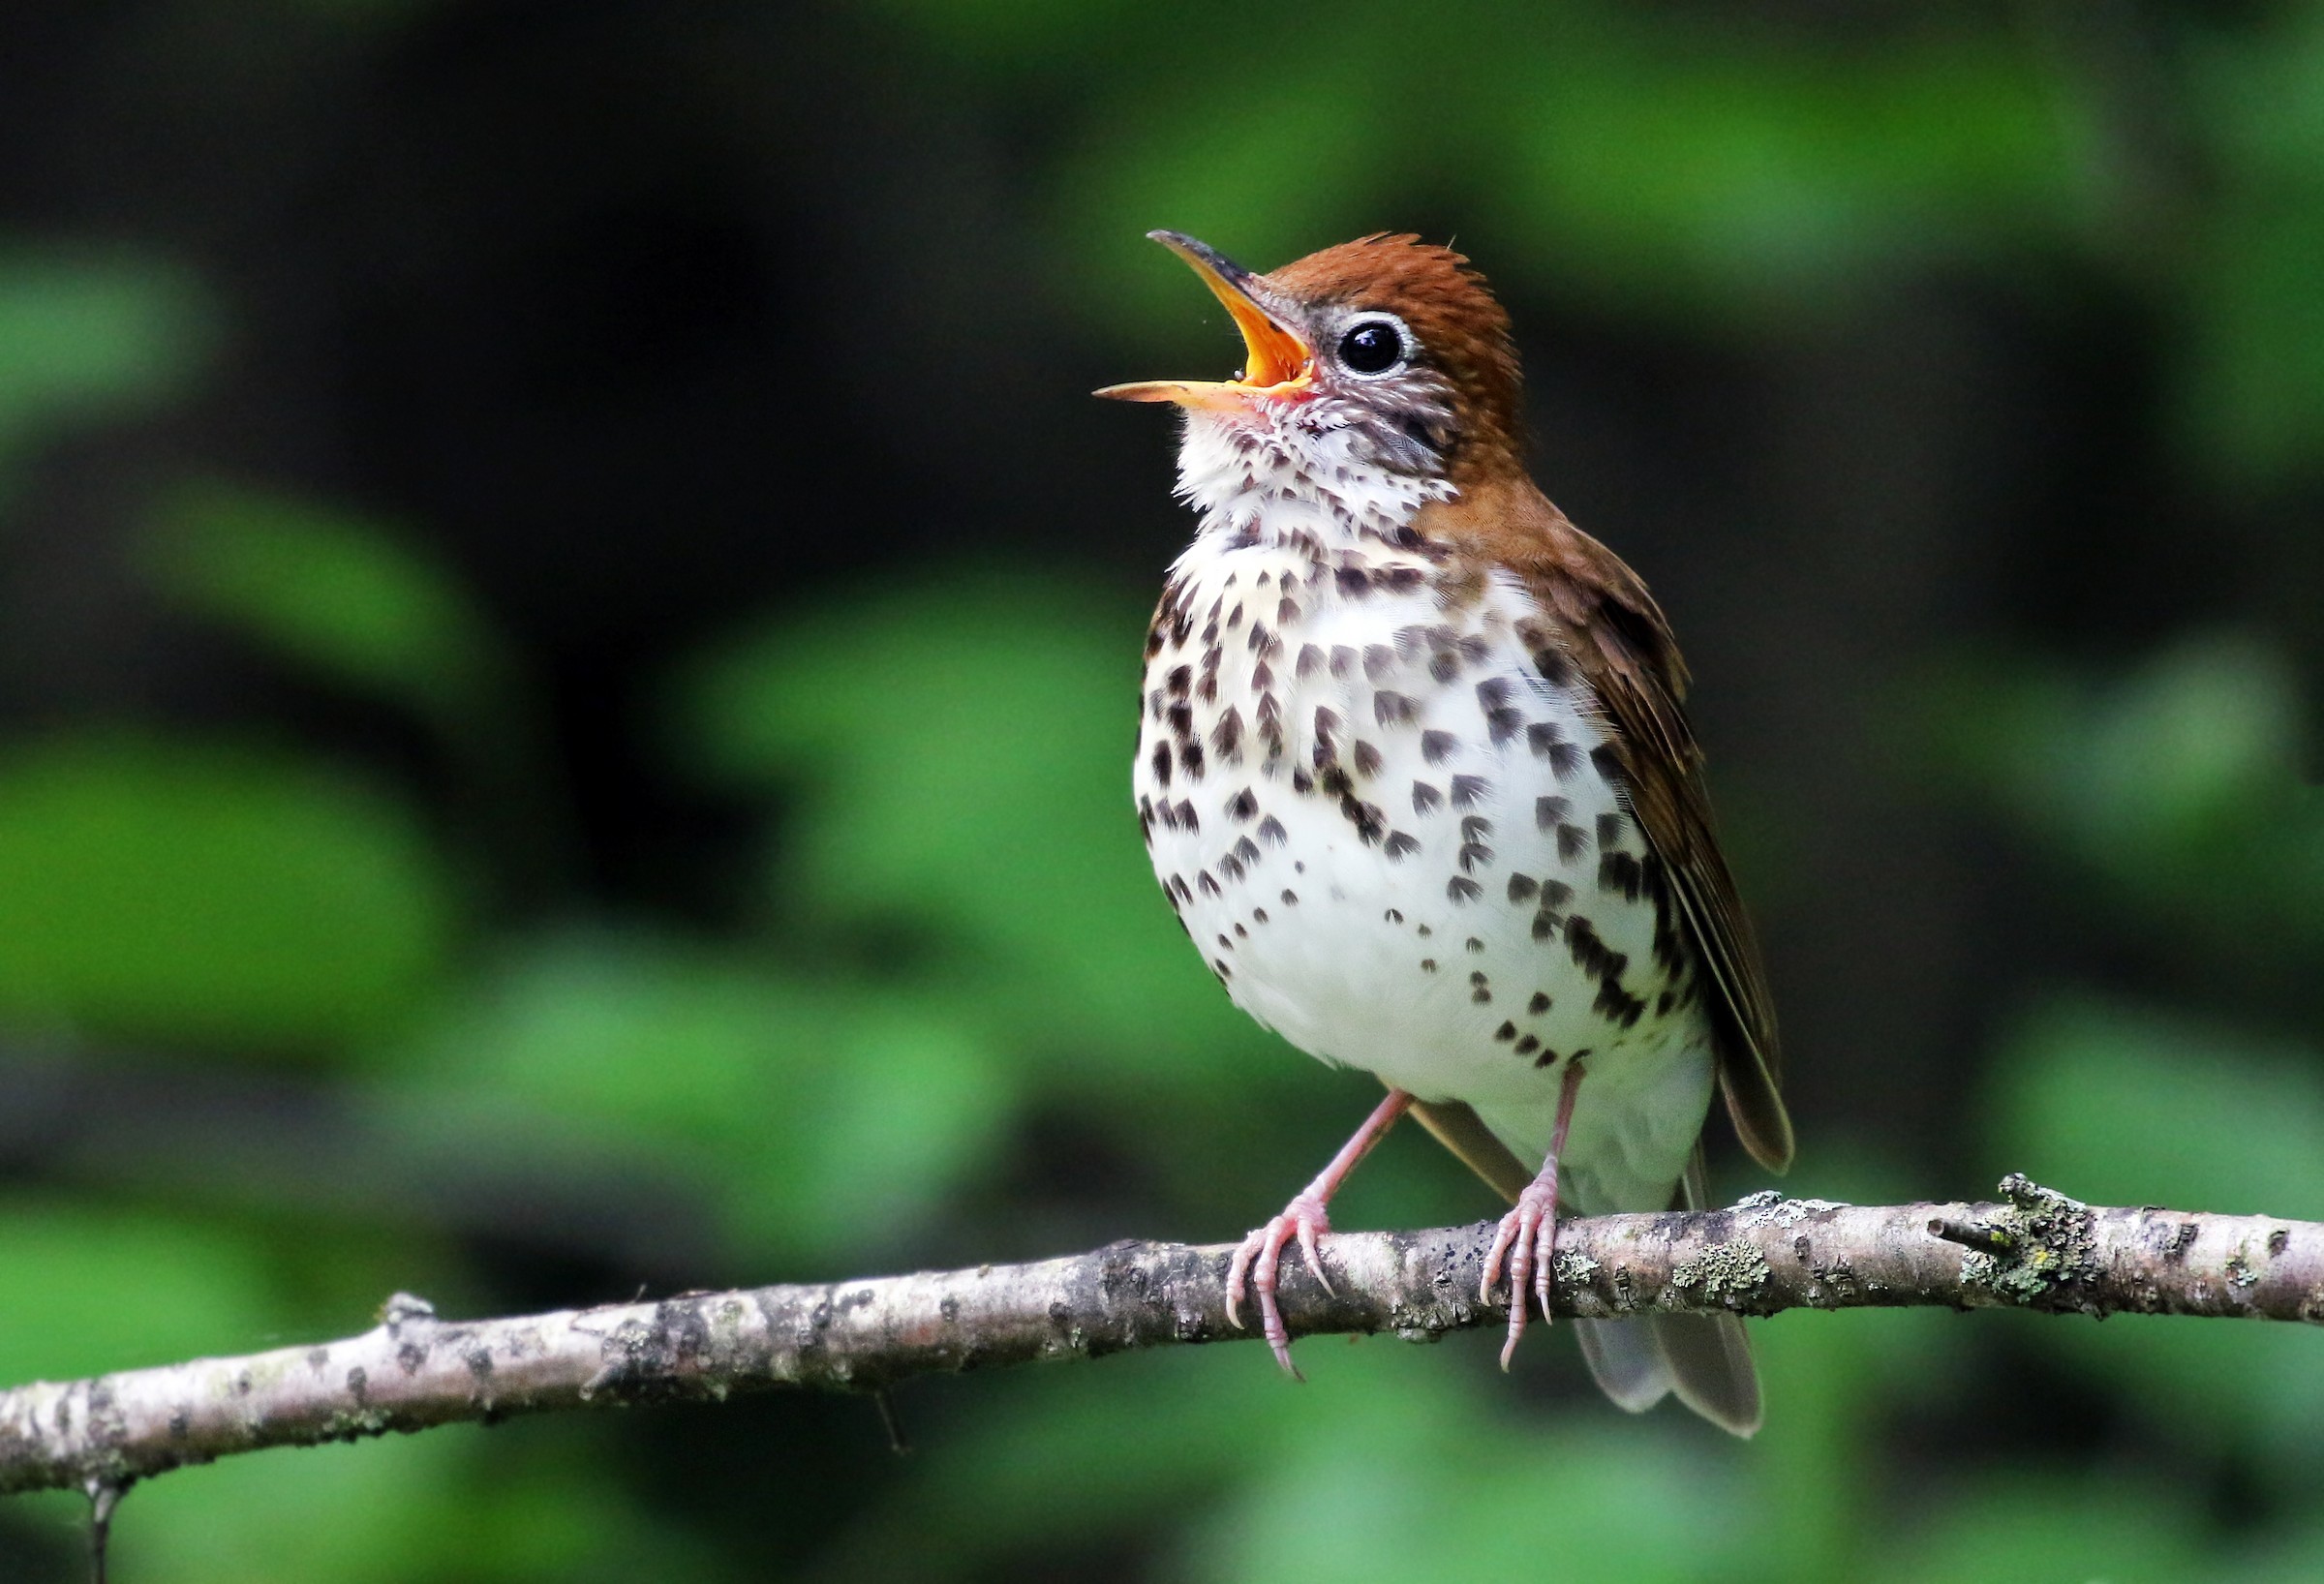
1414,478 -> 1794,1173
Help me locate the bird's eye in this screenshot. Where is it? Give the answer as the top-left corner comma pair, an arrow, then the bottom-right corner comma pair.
1337,320 -> 1405,376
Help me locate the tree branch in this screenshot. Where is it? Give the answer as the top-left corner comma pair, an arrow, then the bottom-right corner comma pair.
5,1176 -> 2318,1497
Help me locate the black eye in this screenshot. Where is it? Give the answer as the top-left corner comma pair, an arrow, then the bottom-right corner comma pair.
1337,320 -> 1404,376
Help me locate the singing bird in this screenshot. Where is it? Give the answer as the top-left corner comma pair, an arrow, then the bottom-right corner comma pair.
1099,231 -> 1794,1436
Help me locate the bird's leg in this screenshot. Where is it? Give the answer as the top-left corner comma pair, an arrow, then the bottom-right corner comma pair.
1480,1056 -> 1587,1370
1227,1086 -> 1414,1378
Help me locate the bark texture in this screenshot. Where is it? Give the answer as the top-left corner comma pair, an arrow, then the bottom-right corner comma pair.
4,1177 -> 2318,1498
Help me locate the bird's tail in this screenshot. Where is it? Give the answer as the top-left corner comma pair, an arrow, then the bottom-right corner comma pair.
1573,1148 -> 1761,1438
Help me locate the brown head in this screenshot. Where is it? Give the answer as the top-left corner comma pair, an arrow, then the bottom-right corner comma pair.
1097,231 -> 1525,486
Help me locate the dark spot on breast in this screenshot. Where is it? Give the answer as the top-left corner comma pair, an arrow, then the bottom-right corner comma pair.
1297,644 -> 1325,678
1227,787 -> 1257,821
1167,702 -> 1193,741
1353,741 -> 1383,777
1421,958 -> 1438,972
1507,873 -> 1538,902
1335,564 -> 1372,595
1258,815 -> 1288,845
1385,831 -> 1421,859
1533,647 -> 1575,688
1590,745 -> 1624,782
1234,836 -> 1261,864
1459,841 -> 1492,872
1280,888 -> 1299,905
1531,909 -> 1563,941
1374,691 -> 1417,726
1211,708 -> 1244,760
1557,823 -> 1589,862
1149,742 -> 1172,788
1465,936 -> 1484,953
1494,1020 -> 1517,1042
1167,665 -> 1191,697
1363,645 -> 1397,682
1514,1034 -> 1541,1055
1179,741 -> 1205,778
1212,958 -> 1233,979
1412,780 -> 1443,814
1460,815 -> 1491,840
1198,870 -> 1221,897
1174,799 -> 1197,831
1291,769 -> 1314,794
1379,564 -> 1424,592
1277,597 -> 1300,625
1525,721 -> 1561,757
1422,731 -> 1457,764
1599,851 -> 1642,901
1447,876 -> 1483,903
1535,795 -> 1570,830
1528,991 -> 1552,1014
1450,775 -> 1488,807
1598,812 -> 1626,848
1547,740 -> 1582,777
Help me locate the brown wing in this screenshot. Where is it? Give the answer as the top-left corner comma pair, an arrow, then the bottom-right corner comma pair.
1415,477 -> 1794,1173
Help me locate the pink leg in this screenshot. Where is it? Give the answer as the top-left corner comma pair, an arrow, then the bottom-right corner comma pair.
1479,1057 -> 1587,1370
1228,1087 -> 1414,1378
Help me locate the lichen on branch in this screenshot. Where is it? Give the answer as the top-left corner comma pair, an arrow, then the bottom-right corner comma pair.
1,1178 -> 2317,1501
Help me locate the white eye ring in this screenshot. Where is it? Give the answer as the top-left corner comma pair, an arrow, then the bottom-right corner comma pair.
1335,316 -> 1409,378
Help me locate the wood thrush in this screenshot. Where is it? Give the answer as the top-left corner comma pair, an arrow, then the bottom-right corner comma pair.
1099,231 -> 1795,1436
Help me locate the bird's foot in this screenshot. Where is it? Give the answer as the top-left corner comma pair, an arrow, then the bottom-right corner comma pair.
1480,1173 -> 1562,1370
1225,1192 -> 1335,1380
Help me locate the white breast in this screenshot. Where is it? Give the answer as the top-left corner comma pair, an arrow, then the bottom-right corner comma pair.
1135,509 -> 1716,1215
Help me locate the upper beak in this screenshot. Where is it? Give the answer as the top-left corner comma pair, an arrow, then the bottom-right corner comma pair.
1094,230 -> 1314,409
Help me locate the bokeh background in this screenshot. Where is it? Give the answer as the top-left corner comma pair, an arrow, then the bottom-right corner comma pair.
2,1 -> 2321,1579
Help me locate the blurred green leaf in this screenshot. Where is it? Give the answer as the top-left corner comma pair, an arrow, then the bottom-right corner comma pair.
0,1200 -> 280,1384
95,1426 -> 725,1584
1917,635 -> 2324,957
386,933 -> 1013,1264
1045,3 -> 2091,334
0,736 -> 457,1052
142,481 -> 518,735
2180,12 -> 2324,489
0,251 -> 210,479
1887,1476 -> 2204,1584
679,572 -> 1279,1091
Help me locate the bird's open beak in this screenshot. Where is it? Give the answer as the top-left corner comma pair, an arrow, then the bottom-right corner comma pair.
1094,231 -> 1314,410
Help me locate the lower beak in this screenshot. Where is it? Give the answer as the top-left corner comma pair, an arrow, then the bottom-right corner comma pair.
1094,231 -> 1314,410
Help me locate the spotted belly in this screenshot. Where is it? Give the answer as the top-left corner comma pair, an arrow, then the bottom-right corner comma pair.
1133,546 -> 1716,1213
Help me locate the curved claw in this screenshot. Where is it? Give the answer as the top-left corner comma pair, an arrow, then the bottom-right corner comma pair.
1225,1193 -> 1332,1379
1480,1175 -> 1563,1371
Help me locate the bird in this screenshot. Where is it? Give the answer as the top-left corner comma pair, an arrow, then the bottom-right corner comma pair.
1096,230 -> 1794,1437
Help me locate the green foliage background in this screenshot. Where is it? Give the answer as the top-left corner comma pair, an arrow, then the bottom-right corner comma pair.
1,2 -> 2320,1580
